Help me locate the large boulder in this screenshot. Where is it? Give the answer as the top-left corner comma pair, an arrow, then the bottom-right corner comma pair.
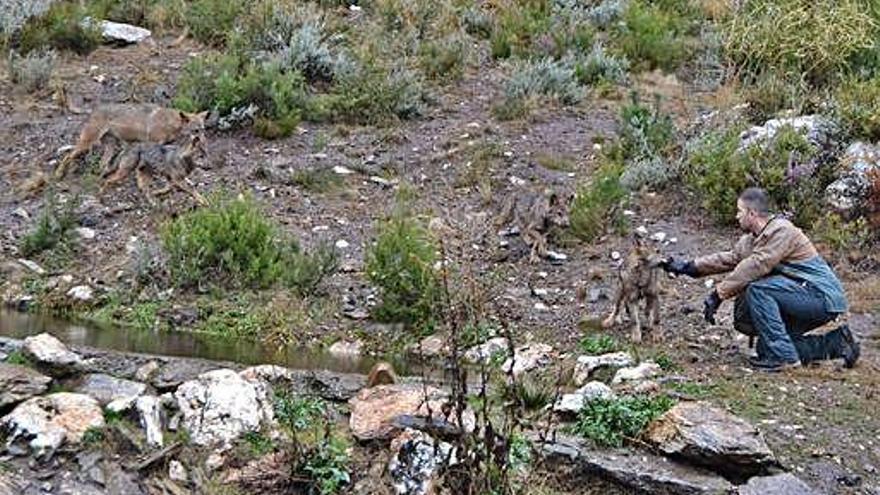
22,333 -> 82,376
825,141 -> 880,214
0,363 -> 51,409
349,384 -> 470,441
645,401 -> 777,481
2,392 -> 104,460
174,368 -> 274,447
75,373 -> 147,406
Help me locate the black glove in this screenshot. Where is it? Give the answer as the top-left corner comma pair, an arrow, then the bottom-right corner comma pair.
703,290 -> 722,324
661,257 -> 699,278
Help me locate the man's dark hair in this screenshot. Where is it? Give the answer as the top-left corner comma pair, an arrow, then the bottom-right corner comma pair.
739,187 -> 770,216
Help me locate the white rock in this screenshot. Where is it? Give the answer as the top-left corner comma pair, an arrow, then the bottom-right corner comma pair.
328,340 -> 363,357
573,352 -> 635,386
534,302 -> 549,311
66,285 -> 94,302
2,393 -> 103,459
106,396 -> 137,414
463,337 -> 509,364
335,239 -> 350,249
13,208 -> 29,220
502,343 -> 553,377
74,227 -> 96,240
623,209 -> 636,216
205,453 -> 226,471
739,115 -> 832,151
704,279 -> 715,289
611,251 -> 621,261
650,232 -> 667,242
174,369 -> 274,447
554,382 -> 616,414
23,333 -> 81,372
636,226 -> 649,236
136,396 -> 164,448
168,460 -> 187,483
508,176 -> 526,186
89,19 -> 152,44
333,165 -> 355,175
612,361 -> 662,385
16,259 -> 45,275
546,250 -> 567,261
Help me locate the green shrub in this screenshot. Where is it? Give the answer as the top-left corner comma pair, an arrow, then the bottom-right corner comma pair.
833,76 -> 880,142
162,194 -> 335,291
19,193 -> 78,258
811,213 -> 873,252
326,63 -> 428,124
174,55 -> 308,138
572,395 -> 676,447
620,156 -> 675,191
741,71 -> 811,121
504,57 -> 584,106
574,43 -> 629,86
686,124 -> 826,225
579,335 -> 618,355
304,435 -> 350,495
419,34 -> 468,81
185,0 -> 245,46
723,0 -> 877,86
619,92 -> 676,160
274,393 -> 327,433
510,373 -> 555,411
4,350 -> 33,367
7,49 -> 55,92
291,167 -> 345,193
570,156 -> 627,242
612,0 -> 688,71
16,2 -> 101,55
366,211 -> 439,330
489,1 -> 552,60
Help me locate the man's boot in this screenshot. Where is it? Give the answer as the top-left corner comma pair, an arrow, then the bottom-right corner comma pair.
839,324 -> 860,369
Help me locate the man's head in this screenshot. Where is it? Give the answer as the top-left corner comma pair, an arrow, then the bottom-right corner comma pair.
736,187 -> 770,233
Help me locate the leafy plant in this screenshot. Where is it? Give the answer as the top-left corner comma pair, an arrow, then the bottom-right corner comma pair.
572,395 -> 675,447
366,210 -> 439,330
833,75 -> 880,142
619,92 -> 676,161
15,2 -> 101,55
274,394 -> 327,433
19,193 -> 78,258
570,156 -> 627,242
612,0 -> 688,71
579,335 -> 618,355
7,49 -> 55,92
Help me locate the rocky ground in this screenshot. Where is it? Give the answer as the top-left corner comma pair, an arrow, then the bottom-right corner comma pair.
1,29 -> 879,495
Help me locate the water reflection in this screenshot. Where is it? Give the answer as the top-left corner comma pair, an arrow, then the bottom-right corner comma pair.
0,309 -> 402,375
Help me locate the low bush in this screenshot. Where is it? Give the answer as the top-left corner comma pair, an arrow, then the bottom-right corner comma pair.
185,0 -> 245,46
686,124 -> 827,225
612,0 -> 689,72
504,57 -> 584,106
619,92 -> 676,160
572,395 -> 676,447
723,0 -> 877,86
574,43 -> 629,86
366,210 -> 439,331
811,213 -> 873,252
15,2 -> 101,55
19,193 -> 78,258
7,49 -> 55,92
579,335 -> 618,355
161,194 -> 336,292
833,76 -> 880,142
570,155 -> 627,242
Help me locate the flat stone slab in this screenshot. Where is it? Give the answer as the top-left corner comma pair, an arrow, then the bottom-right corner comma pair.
75,373 -> 147,406
0,363 -> 51,410
645,401 -> 777,481
738,473 -> 817,495
539,435 -> 734,495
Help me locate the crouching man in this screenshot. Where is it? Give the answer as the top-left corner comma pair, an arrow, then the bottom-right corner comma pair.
662,187 -> 860,372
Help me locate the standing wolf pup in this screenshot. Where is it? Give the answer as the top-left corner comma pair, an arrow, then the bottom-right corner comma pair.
602,237 -> 666,343
55,103 -> 208,179
496,188 -> 572,263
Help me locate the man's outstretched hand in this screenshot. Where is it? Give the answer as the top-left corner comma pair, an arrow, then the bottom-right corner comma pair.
703,290 -> 721,324
661,257 -> 699,277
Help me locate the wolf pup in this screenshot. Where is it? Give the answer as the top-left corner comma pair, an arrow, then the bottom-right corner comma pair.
602,237 -> 665,343
56,103 -> 208,179
100,133 -> 208,206
496,188 -> 572,263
